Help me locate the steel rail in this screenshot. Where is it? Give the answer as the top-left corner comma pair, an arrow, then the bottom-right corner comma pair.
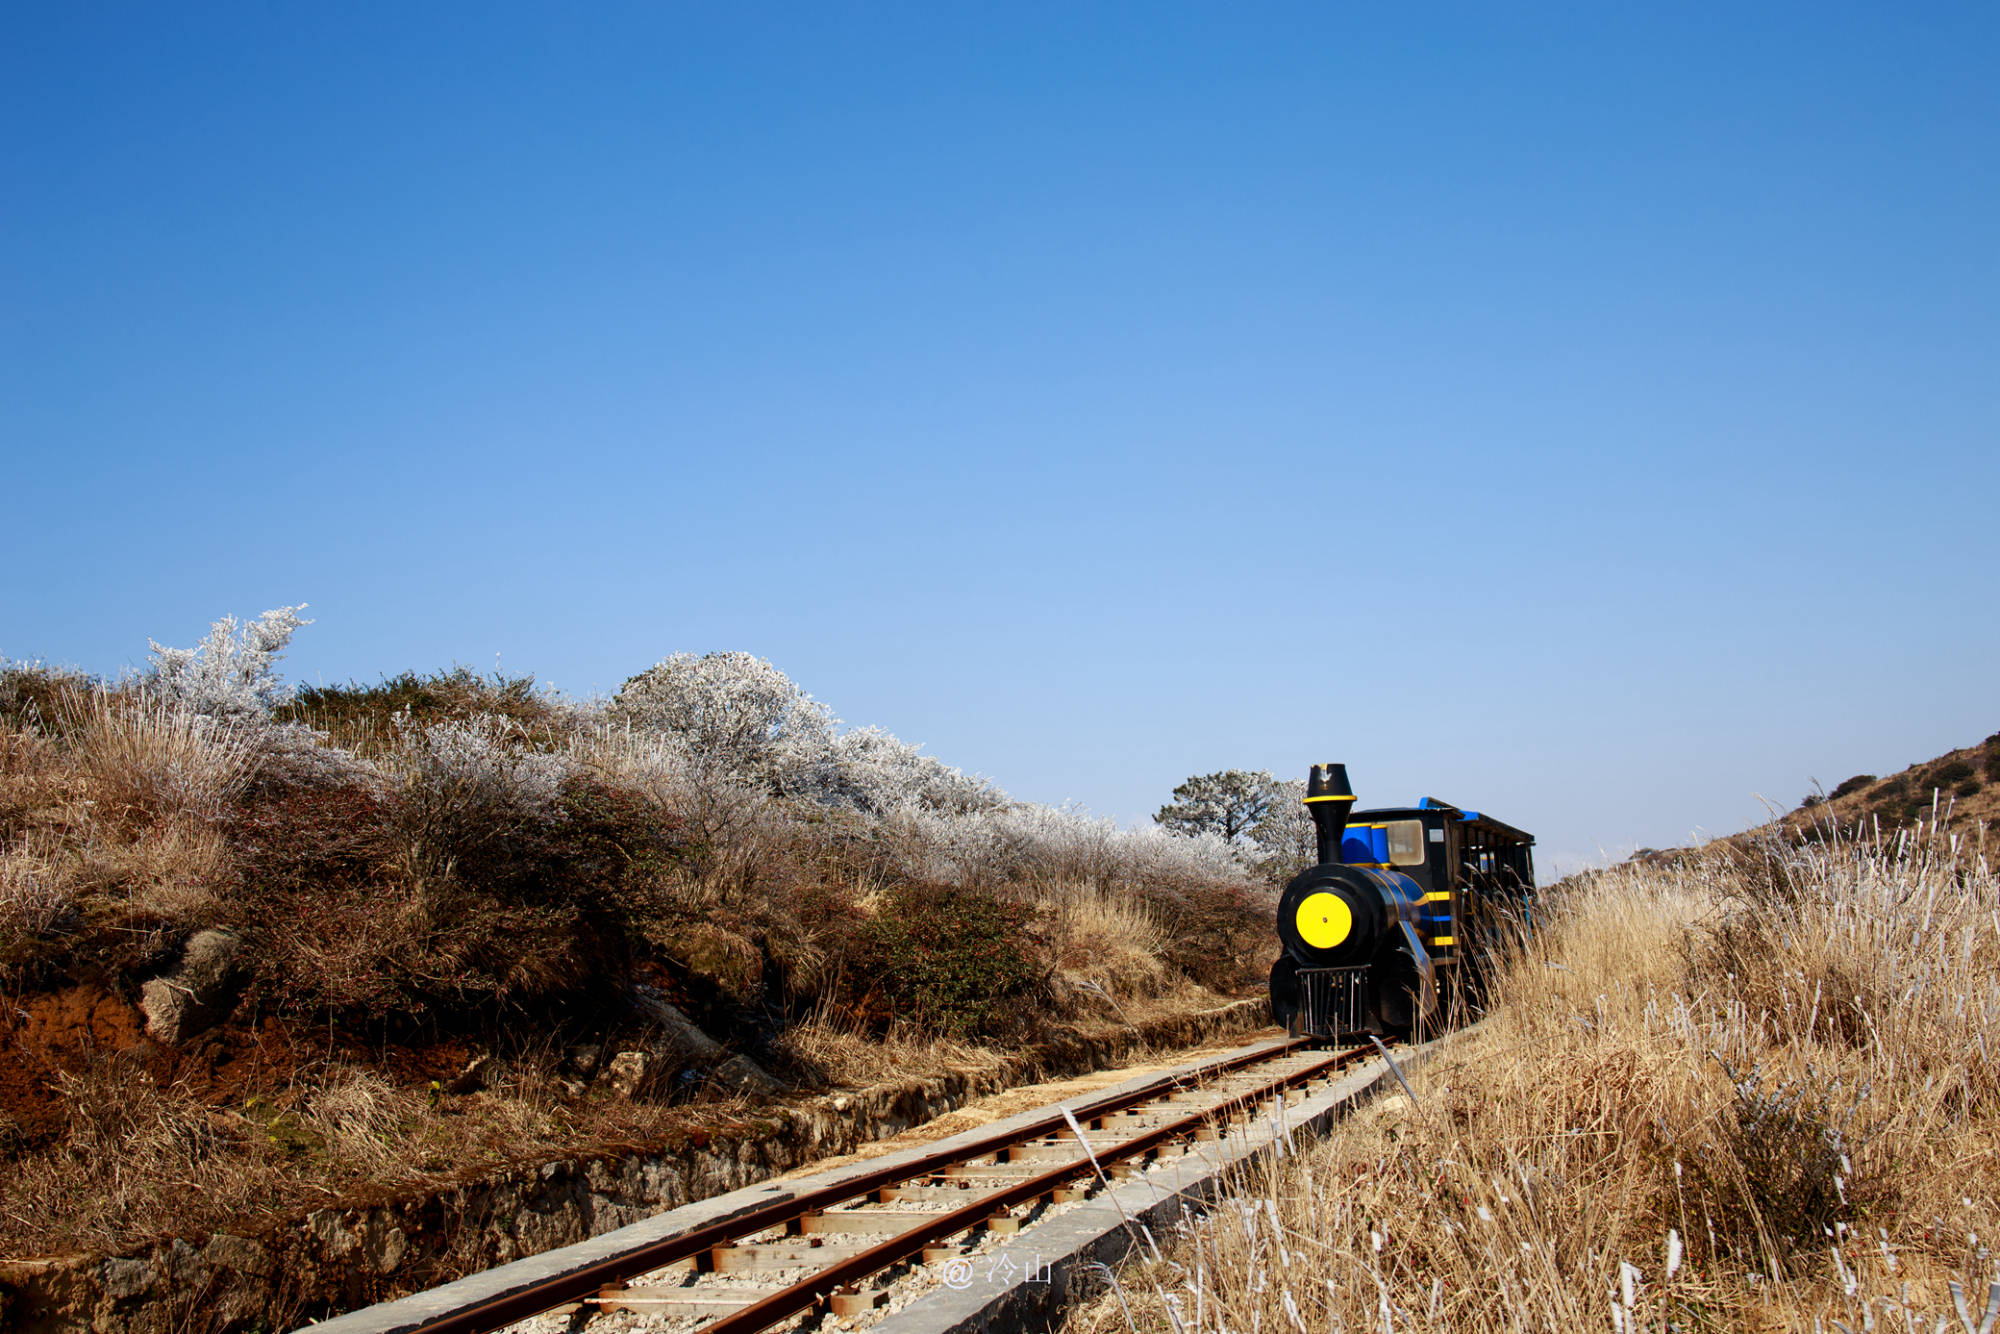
694,1041 -> 1374,1334
405,1035 -> 1332,1334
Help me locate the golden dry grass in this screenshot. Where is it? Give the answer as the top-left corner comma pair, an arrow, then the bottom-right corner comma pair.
1066,818 -> 2000,1333
780,1009 -> 999,1089
1,690 -> 245,969
1034,881 -> 1172,1007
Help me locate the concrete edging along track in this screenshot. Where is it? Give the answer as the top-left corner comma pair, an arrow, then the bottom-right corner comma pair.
300,1035 -> 1310,1334
866,1046 -> 1423,1334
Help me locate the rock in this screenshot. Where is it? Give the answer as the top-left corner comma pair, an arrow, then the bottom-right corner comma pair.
627,986 -> 728,1064
568,1043 -> 602,1077
98,1256 -> 156,1300
201,1233 -> 272,1277
138,929 -> 244,1045
360,1218 -> 408,1274
713,1054 -> 787,1098
606,1050 -> 666,1098
627,986 -> 788,1095
445,1053 -> 496,1094
306,1209 -> 359,1261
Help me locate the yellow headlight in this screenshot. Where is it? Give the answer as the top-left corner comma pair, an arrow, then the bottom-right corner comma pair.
1295,891 -> 1352,951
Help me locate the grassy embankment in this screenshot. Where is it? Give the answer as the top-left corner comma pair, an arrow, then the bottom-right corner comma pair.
0,645 -> 1270,1261
1068,807 -> 1998,1332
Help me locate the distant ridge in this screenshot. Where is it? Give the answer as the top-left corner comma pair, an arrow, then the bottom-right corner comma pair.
1781,730 -> 2000,835
1616,730 -> 2000,871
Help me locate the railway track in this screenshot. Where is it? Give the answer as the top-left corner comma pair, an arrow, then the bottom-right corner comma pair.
312,1035 -> 1389,1334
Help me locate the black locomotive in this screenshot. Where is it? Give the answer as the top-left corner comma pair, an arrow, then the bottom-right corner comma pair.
1269,763 -> 1534,1039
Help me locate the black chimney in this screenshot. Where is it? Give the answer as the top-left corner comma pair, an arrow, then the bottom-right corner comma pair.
1304,762 -> 1356,865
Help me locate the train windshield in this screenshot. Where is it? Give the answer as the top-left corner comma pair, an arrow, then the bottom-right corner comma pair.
1384,820 -> 1426,866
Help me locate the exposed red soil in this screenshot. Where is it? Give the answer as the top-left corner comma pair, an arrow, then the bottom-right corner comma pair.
0,982 -> 472,1152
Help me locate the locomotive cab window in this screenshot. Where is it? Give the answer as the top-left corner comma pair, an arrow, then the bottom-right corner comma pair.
1384,820 -> 1426,866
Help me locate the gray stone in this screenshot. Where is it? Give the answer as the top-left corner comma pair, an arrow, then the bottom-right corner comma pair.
627,986 -> 728,1064
98,1257 -> 156,1300
712,1054 -> 786,1098
307,1209 -> 360,1260
138,929 -> 244,1045
203,1233 -> 273,1277
627,985 -> 788,1094
606,1049 -> 679,1098
360,1218 -> 408,1275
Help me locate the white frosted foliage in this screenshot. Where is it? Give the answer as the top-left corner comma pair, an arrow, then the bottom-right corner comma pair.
611,651 -> 835,793
147,605 -> 312,722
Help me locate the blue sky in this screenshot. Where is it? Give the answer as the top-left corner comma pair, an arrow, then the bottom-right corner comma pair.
4,4 -> 1995,874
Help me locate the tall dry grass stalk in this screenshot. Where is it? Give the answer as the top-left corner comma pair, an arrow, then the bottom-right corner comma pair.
1033,881 -> 1171,1004
0,824 -> 73,954
71,687 -> 257,826
1066,817 -> 2000,1333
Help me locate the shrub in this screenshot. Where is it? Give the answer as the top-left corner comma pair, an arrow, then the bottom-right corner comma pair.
1142,881 -> 1271,993
849,885 -> 1042,1037
389,714 -> 572,885
147,605 -> 310,721
1935,759 -> 1975,786
231,764 -> 656,1028
247,723 -> 385,794
1828,774 -> 1876,800
1715,1059 -> 1876,1257
611,652 -> 834,794
0,662 -> 90,735
280,668 -> 574,757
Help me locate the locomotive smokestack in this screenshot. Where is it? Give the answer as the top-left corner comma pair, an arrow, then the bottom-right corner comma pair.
1304,762 -> 1357,865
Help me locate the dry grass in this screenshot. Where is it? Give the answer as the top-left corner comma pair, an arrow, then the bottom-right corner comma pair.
780,1008 -> 999,1089
1066,817 -> 2000,1333
1033,881 -> 1171,1007
0,1046 -> 721,1256
70,687 -> 258,827
0,691 -> 243,971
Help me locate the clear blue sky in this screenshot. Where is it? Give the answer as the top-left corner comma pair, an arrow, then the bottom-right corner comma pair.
5,4 -> 1995,874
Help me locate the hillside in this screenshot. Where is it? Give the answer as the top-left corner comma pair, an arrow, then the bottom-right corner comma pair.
0,617 -> 1275,1313
1783,731 -> 2000,835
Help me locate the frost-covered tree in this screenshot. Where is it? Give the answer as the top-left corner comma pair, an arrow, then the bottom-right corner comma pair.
822,725 -> 1005,816
148,605 -> 311,722
1154,769 -> 1278,845
1249,777 -> 1316,881
610,652 -> 835,793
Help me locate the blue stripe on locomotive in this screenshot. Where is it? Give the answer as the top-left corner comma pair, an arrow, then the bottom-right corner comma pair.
1340,828 -> 1391,863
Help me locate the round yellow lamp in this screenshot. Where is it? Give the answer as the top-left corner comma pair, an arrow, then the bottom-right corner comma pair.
1295,891 -> 1352,951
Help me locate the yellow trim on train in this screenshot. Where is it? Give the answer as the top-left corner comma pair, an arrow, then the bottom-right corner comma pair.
1422,892 -> 1451,903
1302,794 -> 1357,804
1431,936 -> 1456,947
